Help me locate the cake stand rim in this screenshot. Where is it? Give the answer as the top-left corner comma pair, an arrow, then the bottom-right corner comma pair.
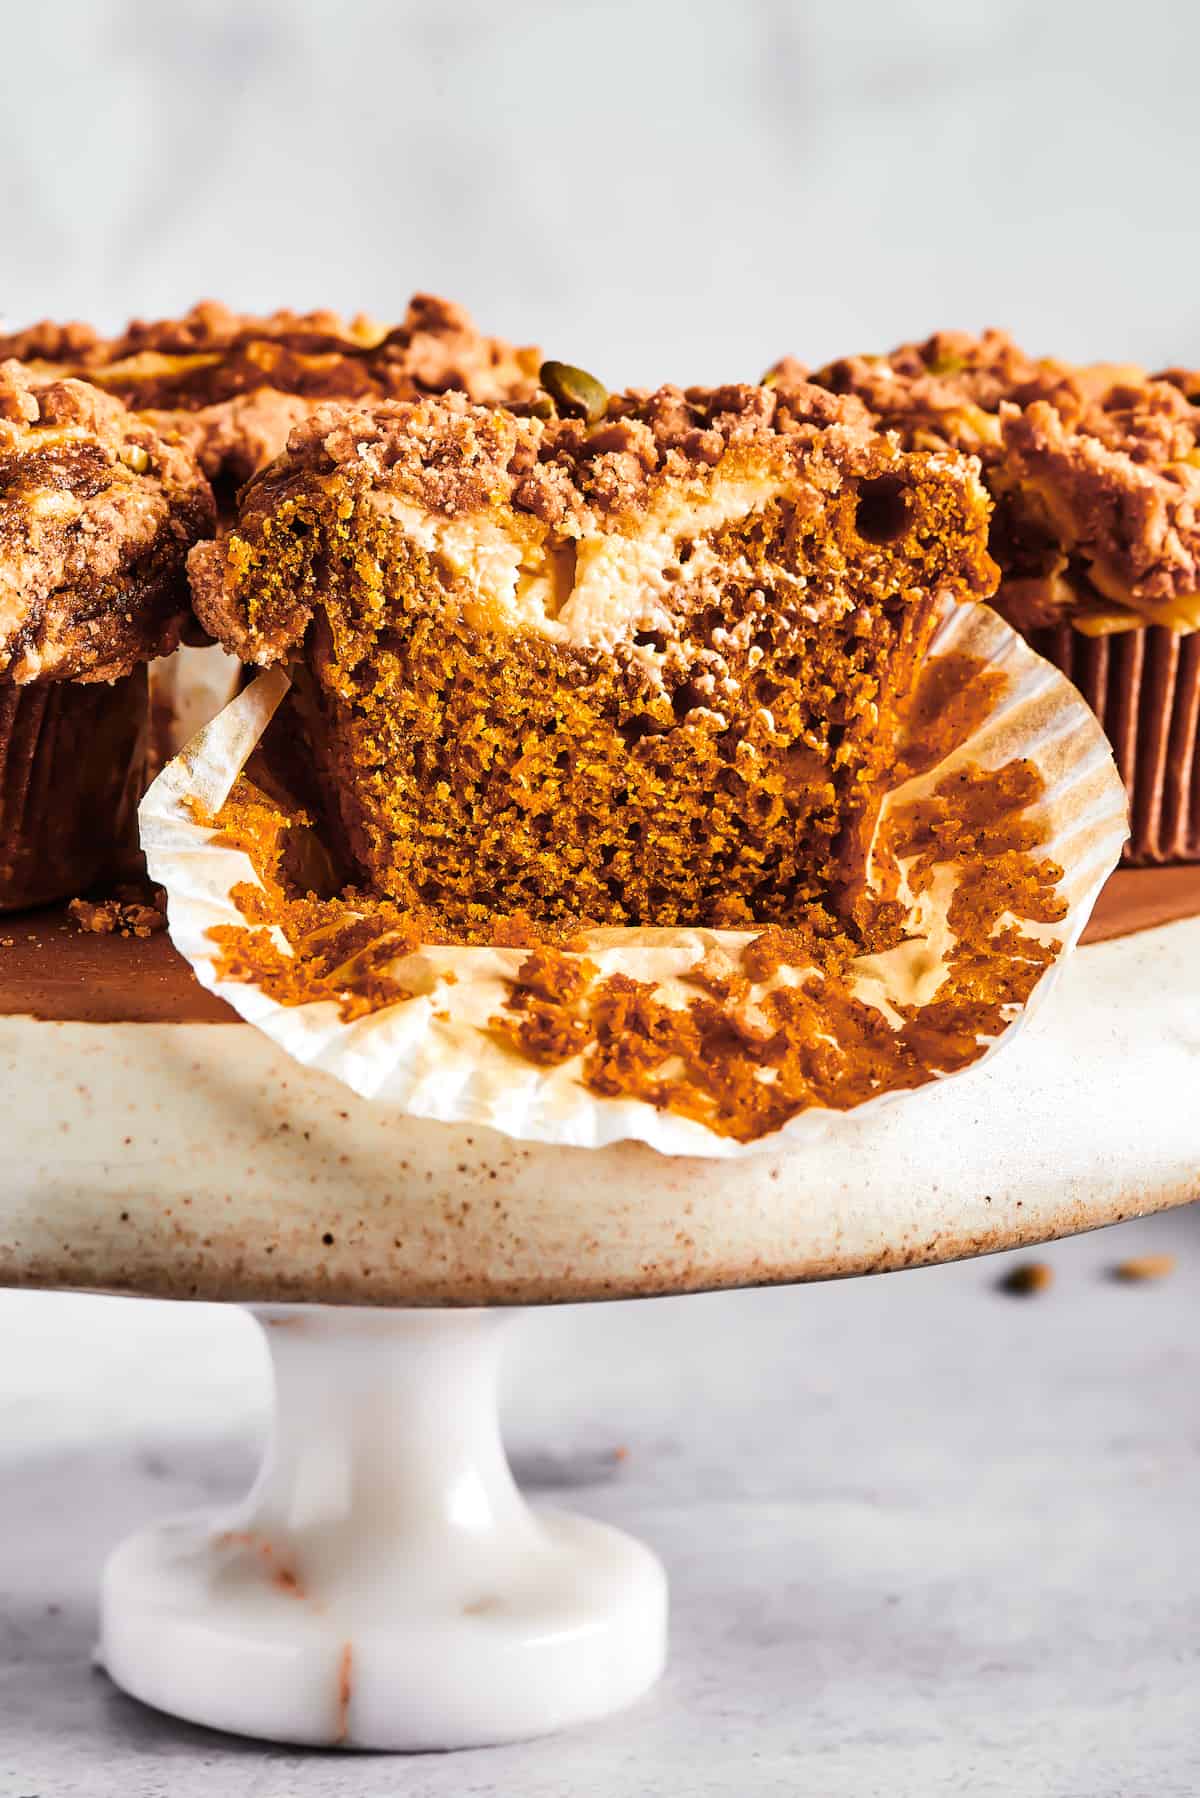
0,915 -> 1196,1306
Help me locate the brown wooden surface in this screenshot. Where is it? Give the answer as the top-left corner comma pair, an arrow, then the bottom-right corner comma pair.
0,865 -> 1194,1024
0,908 -> 234,1023
1079,862 -> 1200,946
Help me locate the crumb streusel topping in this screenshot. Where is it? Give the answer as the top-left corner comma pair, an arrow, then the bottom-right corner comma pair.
797,329 -> 1200,634
0,359 -> 215,683
0,295 -> 541,489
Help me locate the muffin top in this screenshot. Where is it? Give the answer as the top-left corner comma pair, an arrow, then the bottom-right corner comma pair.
0,359 -> 215,684
0,294 -> 542,488
797,330 -> 1200,632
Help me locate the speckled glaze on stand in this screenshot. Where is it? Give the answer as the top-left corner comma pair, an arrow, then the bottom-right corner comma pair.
2,893 -> 1198,1750
100,1306 -> 667,1749
1,908 -> 1197,1306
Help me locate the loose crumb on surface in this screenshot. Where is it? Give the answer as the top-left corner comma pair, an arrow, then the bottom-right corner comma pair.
68,884 -> 168,939
1112,1255 -> 1176,1283
998,1261 -> 1054,1295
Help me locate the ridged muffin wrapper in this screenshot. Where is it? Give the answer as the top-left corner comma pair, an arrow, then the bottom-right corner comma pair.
0,667 -> 148,911
140,600 -> 1127,1158
1029,623 -> 1200,864
147,643 -> 244,777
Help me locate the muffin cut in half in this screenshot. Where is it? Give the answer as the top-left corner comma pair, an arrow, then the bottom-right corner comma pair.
0,358 -> 214,908
798,331 -> 1200,861
189,378 -> 995,937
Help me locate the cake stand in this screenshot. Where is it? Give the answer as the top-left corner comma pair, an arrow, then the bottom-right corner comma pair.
0,873 -> 1196,1750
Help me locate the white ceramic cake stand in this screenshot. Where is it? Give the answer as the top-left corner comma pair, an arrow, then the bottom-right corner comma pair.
0,905 -> 1197,1750
100,1306 -> 666,1749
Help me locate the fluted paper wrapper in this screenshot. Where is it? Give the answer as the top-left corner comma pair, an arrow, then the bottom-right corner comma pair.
148,643 -> 243,774
0,668 -> 148,911
1030,623 -> 1200,864
140,601 -> 1127,1158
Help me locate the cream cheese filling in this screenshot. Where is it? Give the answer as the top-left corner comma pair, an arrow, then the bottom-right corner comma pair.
368,473 -> 832,686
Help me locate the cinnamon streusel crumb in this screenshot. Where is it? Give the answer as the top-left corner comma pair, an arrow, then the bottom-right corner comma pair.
800,330 -> 1200,636
0,360 -> 214,683
1,295 -> 540,491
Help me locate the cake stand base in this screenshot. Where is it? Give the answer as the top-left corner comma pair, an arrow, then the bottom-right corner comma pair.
98,1307 -> 667,1750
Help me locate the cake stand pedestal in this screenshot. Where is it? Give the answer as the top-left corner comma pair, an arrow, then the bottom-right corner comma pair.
99,1305 -> 666,1750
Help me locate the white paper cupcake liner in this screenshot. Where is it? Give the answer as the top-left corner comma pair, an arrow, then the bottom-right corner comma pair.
140,599 -> 1127,1159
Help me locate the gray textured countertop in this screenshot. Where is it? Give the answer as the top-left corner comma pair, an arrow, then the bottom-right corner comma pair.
0,1203 -> 1195,1797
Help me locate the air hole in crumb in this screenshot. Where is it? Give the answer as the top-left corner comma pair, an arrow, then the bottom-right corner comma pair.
633,630 -> 668,652
677,540 -> 695,565
855,475 -> 910,545
671,680 -> 707,721
617,715 -> 666,748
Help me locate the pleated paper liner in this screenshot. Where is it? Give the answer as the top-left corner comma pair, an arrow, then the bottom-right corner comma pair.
1030,624 -> 1200,865
147,644 -> 243,780
0,667 -> 148,911
141,600 -> 1128,1158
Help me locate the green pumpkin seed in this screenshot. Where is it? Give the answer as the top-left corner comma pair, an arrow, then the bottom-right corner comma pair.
539,360 -> 609,425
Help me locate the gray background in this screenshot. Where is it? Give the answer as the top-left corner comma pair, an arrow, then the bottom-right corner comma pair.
2,4 -> 1199,1792
4,0 -> 1199,377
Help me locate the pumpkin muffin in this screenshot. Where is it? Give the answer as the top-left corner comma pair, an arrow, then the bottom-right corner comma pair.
799,331 -> 1200,862
0,358 -> 214,908
0,294 -> 540,507
188,374 -> 995,937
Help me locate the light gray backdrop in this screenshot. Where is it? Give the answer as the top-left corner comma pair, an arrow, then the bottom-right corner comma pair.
2,12 -> 1199,1790
4,0 -> 1197,378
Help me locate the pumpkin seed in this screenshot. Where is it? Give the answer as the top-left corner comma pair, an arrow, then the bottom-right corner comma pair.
539,360 -> 609,425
